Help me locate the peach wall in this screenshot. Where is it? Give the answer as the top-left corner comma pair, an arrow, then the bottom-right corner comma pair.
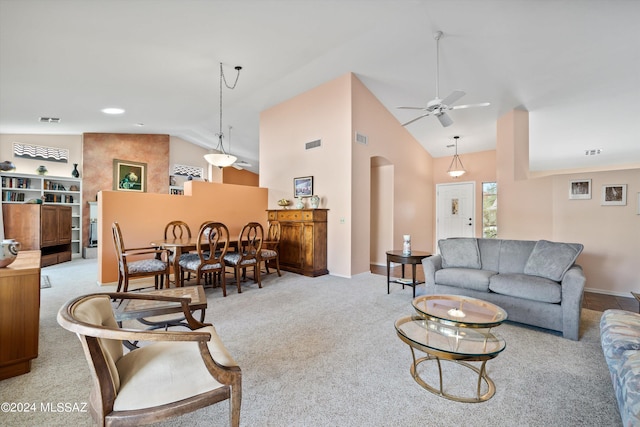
0,134 -> 83,176
370,162 -> 393,265
350,74 -> 434,274
223,167 -> 259,186
98,180 -> 268,284
260,74 -> 352,276
259,73 -> 434,277
432,150 -> 497,240
496,109 -> 640,296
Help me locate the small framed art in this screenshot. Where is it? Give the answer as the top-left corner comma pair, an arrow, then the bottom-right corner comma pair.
294,176 -> 313,197
113,159 -> 147,192
569,179 -> 591,200
601,184 -> 626,206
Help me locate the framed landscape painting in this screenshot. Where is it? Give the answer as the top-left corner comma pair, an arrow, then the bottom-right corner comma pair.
294,176 -> 313,197
113,159 -> 147,192
601,184 -> 626,206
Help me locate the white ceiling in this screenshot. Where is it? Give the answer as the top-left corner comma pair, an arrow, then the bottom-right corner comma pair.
1,0 -> 639,174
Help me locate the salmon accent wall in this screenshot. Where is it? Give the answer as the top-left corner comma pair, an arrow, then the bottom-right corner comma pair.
223,167 -> 259,186
97,180 -> 268,284
82,133 -> 170,250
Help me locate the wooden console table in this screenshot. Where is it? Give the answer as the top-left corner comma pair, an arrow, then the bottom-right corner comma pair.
267,209 -> 328,277
0,250 -> 41,380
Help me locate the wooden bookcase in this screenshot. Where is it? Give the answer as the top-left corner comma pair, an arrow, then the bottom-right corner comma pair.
267,209 -> 328,277
1,172 -> 82,258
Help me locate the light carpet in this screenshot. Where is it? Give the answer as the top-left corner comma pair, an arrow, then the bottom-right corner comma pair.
0,258 -> 620,426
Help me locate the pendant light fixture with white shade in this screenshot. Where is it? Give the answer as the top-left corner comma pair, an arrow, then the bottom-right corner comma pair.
447,136 -> 466,178
204,62 -> 242,168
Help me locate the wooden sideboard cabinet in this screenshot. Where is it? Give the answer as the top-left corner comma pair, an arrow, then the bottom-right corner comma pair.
2,204 -> 72,267
0,250 -> 41,380
267,209 -> 328,277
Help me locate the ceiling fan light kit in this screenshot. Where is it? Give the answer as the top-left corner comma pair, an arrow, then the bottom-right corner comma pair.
447,136 -> 466,178
398,31 -> 489,128
205,63 -> 242,168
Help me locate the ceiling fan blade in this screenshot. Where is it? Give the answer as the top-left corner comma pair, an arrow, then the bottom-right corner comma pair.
396,106 -> 428,110
436,112 -> 453,127
450,102 -> 491,110
402,113 -> 431,126
440,90 -> 465,106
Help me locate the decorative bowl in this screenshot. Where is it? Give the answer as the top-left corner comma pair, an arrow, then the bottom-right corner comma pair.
0,239 -> 20,268
277,199 -> 291,208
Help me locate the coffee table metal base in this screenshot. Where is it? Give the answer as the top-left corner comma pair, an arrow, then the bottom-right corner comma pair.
408,347 -> 495,403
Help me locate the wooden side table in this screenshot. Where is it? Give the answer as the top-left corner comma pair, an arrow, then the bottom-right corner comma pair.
386,250 -> 431,297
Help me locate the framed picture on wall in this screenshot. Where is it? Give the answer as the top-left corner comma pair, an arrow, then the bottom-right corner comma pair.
294,176 -> 313,197
113,159 -> 147,192
569,179 -> 591,200
601,184 -> 627,206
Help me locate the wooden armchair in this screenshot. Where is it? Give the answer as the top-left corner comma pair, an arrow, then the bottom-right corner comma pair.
112,222 -> 171,292
57,292 -> 241,427
178,222 -> 230,296
260,220 -> 281,276
223,222 -> 263,293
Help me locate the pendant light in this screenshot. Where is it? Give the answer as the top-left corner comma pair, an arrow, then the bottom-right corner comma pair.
447,136 -> 466,178
204,63 -> 242,167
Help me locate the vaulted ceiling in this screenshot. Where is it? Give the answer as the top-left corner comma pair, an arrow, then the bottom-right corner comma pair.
1,0 -> 638,174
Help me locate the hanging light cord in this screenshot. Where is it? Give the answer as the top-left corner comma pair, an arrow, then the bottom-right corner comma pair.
216,62 -> 242,154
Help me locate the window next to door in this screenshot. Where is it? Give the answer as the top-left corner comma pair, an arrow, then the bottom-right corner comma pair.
482,182 -> 497,238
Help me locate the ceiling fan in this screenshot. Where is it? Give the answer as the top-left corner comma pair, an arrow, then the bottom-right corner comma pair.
398,31 -> 490,127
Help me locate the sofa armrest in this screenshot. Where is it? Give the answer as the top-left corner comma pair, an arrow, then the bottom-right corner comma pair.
422,255 -> 442,287
561,265 -> 586,340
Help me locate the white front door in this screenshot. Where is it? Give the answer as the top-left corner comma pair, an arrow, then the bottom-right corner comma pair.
436,182 -> 475,245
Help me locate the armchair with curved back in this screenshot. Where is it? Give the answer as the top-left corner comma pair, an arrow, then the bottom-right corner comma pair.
57,292 -> 241,426
178,222 -> 230,296
223,222 -> 263,293
260,220 -> 281,277
112,221 -> 171,292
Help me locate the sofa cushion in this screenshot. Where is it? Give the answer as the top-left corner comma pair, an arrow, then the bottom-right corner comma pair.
524,240 -> 583,282
489,273 -> 561,303
435,268 -> 497,292
439,238 -> 481,269
478,238 -> 502,272
497,240 -> 536,274
600,309 -> 640,359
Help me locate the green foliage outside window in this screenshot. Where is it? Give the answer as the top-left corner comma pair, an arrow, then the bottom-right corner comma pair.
482,182 -> 497,238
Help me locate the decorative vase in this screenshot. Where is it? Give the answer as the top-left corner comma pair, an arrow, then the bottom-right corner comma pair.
71,163 -> 80,178
0,239 -> 21,268
402,235 -> 411,255
310,195 -> 320,209
36,165 -> 48,175
295,197 -> 305,209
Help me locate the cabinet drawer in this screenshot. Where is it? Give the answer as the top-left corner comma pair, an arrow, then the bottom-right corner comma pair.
277,211 -> 302,221
41,253 -> 59,267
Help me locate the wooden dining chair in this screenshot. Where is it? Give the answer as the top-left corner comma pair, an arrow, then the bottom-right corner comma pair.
223,222 -> 264,293
178,222 -> 231,296
260,220 -> 281,277
112,221 -> 171,292
57,292 -> 241,426
164,220 -> 192,281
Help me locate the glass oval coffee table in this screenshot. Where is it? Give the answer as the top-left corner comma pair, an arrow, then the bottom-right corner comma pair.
395,295 -> 507,403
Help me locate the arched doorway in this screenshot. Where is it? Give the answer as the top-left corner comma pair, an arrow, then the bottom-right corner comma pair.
370,156 -> 393,266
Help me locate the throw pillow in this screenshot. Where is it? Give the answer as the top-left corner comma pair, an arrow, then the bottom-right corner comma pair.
439,238 -> 481,269
524,240 -> 583,282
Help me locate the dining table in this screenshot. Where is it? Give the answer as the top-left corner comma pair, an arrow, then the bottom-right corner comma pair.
150,237 -> 242,287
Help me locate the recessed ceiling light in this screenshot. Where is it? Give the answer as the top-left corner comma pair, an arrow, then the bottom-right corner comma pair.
101,107 -> 125,115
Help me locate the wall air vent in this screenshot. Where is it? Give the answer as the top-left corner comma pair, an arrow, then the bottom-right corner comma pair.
305,139 -> 322,150
39,117 -> 61,123
355,132 -> 368,145
585,149 -> 602,156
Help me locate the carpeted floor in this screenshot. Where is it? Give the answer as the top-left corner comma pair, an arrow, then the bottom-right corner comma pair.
0,258 -> 621,426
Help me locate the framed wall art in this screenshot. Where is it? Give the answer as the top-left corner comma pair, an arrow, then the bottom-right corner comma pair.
601,184 -> 626,206
294,176 -> 313,197
113,159 -> 147,192
569,179 -> 591,200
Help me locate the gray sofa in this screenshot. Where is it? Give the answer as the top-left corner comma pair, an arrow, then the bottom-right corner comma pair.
417,238 -> 585,340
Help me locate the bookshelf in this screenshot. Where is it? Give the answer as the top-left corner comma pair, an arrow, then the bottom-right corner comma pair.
1,172 -> 83,257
